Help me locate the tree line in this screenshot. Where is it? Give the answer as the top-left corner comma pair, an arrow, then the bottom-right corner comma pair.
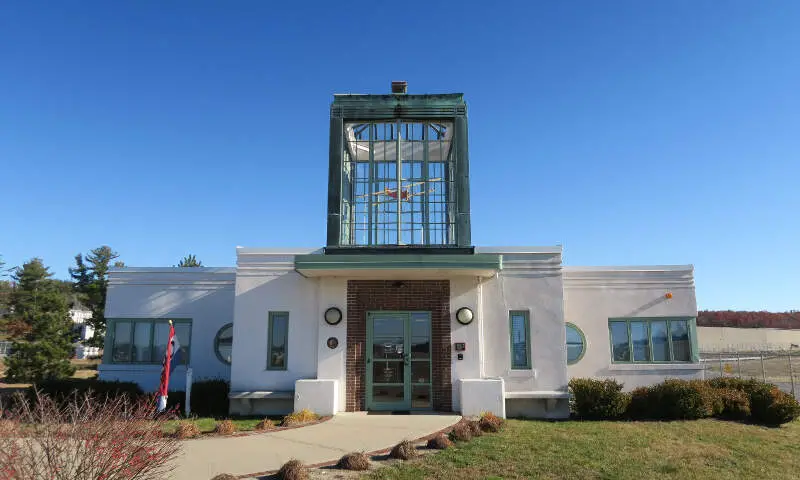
0,249 -> 203,383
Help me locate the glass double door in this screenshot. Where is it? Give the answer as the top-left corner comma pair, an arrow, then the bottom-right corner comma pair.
366,312 -> 432,411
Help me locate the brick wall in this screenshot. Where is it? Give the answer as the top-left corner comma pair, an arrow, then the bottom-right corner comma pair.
346,280 -> 452,412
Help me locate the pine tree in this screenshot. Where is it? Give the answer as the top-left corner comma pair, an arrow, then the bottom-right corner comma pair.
177,254 -> 202,267
69,246 -> 120,347
5,259 -> 75,382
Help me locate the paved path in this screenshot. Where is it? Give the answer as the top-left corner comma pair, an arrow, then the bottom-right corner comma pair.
171,413 -> 461,479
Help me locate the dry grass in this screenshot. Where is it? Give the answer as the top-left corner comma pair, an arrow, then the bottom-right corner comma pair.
389,439 -> 418,460
448,422 -> 473,442
173,421 -> 201,439
214,419 -> 237,436
281,408 -> 319,427
254,418 -> 275,431
478,412 -> 504,433
367,419 -> 800,480
467,420 -> 482,437
278,459 -> 308,480
336,452 -> 371,471
426,433 -> 453,450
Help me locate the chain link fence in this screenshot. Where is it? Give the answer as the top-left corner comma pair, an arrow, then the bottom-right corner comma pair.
700,348 -> 799,399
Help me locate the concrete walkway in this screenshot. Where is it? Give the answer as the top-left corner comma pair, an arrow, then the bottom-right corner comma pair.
171,413 -> 461,479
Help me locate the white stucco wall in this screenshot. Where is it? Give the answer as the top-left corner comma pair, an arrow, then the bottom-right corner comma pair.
479,251 -> 569,395
230,249 -> 323,395
563,266 -> 703,390
99,268 -> 235,391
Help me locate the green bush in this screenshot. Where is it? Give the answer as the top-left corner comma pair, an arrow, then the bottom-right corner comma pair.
706,377 -> 764,395
29,378 -> 143,406
638,379 -> 716,420
190,379 -> 230,417
749,385 -> 800,426
715,388 -> 751,420
568,378 -> 630,420
626,386 -> 654,420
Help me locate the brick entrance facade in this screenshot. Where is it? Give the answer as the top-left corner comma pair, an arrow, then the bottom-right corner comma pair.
346,280 -> 452,412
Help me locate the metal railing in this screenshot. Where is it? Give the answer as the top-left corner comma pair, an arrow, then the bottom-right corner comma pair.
700,349 -> 798,399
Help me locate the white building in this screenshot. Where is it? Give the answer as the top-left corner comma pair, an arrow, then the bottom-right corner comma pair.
99,84 -> 702,418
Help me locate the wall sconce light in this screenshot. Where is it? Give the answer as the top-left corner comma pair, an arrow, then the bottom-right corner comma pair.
324,307 -> 342,325
665,292 -> 673,299
456,307 -> 474,325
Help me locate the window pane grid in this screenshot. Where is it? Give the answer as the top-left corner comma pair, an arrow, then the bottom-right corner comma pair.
609,318 -> 694,364
342,121 -> 456,246
109,319 -> 191,365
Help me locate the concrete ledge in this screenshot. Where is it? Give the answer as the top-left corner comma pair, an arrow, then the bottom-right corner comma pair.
295,379 -> 339,416
229,391 -> 295,400
504,390 -> 570,399
460,378 -> 505,419
607,363 -> 705,372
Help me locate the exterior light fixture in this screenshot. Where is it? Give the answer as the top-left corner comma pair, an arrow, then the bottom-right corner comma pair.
456,307 -> 474,325
324,307 -> 342,325
665,292 -> 673,299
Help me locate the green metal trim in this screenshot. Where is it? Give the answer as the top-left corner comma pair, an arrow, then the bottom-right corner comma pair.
105,318 -> 192,365
214,322 -> 233,366
331,94 -> 465,120
607,317 -> 697,364
267,312 -> 289,371
454,115 -> 471,247
509,310 -> 532,370
366,311 -> 433,411
295,253 -> 501,271
327,117 -> 343,247
565,322 -> 586,365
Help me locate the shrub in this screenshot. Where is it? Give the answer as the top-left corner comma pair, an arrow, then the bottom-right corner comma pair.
715,388 -> 751,420
478,412 -> 504,432
389,439 -> 418,460
336,452 -> 370,471
625,386 -> 653,420
254,418 -> 275,431
29,378 -> 143,406
467,420 -> 483,437
214,419 -> 236,435
706,377 -> 764,394
449,422 -> 472,442
281,409 -> 319,427
277,459 -> 308,480
174,421 -> 201,439
426,433 -> 453,450
190,379 -> 230,417
210,475 -> 237,480
0,390 -> 181,479
750,385 -> 800,426
568,378 -> 630,420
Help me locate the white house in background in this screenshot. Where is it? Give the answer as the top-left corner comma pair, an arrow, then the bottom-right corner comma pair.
99,84 -> 702,418
70,308 -> 101,359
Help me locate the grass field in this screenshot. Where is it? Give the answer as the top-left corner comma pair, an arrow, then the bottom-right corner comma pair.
367,419 -> 800,480
161,417 -> 266,435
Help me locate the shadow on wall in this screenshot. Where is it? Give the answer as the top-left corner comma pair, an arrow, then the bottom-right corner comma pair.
621,294 -> 670,318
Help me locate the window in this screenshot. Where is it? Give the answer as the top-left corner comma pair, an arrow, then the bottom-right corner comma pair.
267,312 -> 289,370
214,323 -> 233,365
565,323 -> 586,365
609,318 -> 695,363
109,319 -> 191,364
509,311 -> 531,370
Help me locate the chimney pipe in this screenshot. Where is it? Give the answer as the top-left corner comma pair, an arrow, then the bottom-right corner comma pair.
391,81 -> 408,94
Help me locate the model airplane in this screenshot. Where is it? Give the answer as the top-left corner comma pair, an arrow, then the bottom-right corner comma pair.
356,178 -> 441,205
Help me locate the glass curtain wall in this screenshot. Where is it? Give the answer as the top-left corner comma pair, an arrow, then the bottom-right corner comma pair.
341,121 -> 455,246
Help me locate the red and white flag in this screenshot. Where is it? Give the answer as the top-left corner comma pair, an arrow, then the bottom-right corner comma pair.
157,321 -> 181,412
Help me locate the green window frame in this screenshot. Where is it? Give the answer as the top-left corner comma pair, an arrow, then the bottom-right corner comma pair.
509,310 -> 531,370
565,322 -> 586,365
104,318 -> 192,365
608,317 -> 698,364
267,312 -> 289,371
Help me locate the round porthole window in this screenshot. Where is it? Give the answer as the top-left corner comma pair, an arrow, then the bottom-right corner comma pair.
214,323 -> 233,365
565,323 -> 586,365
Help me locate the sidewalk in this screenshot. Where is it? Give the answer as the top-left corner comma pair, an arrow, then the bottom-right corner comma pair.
170,413 -> 461,479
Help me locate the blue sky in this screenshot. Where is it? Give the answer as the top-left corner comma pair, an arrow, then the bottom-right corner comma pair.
2,1 -> 798,311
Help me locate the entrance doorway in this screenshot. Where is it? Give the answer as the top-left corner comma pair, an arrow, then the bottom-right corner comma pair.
366,312 -> 432,411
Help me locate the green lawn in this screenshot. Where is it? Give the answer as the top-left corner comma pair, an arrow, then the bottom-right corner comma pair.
161,417 -> 266,435
367,419 -> 800,480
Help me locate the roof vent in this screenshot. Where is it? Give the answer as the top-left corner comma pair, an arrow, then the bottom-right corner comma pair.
391,81 -> 408,94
